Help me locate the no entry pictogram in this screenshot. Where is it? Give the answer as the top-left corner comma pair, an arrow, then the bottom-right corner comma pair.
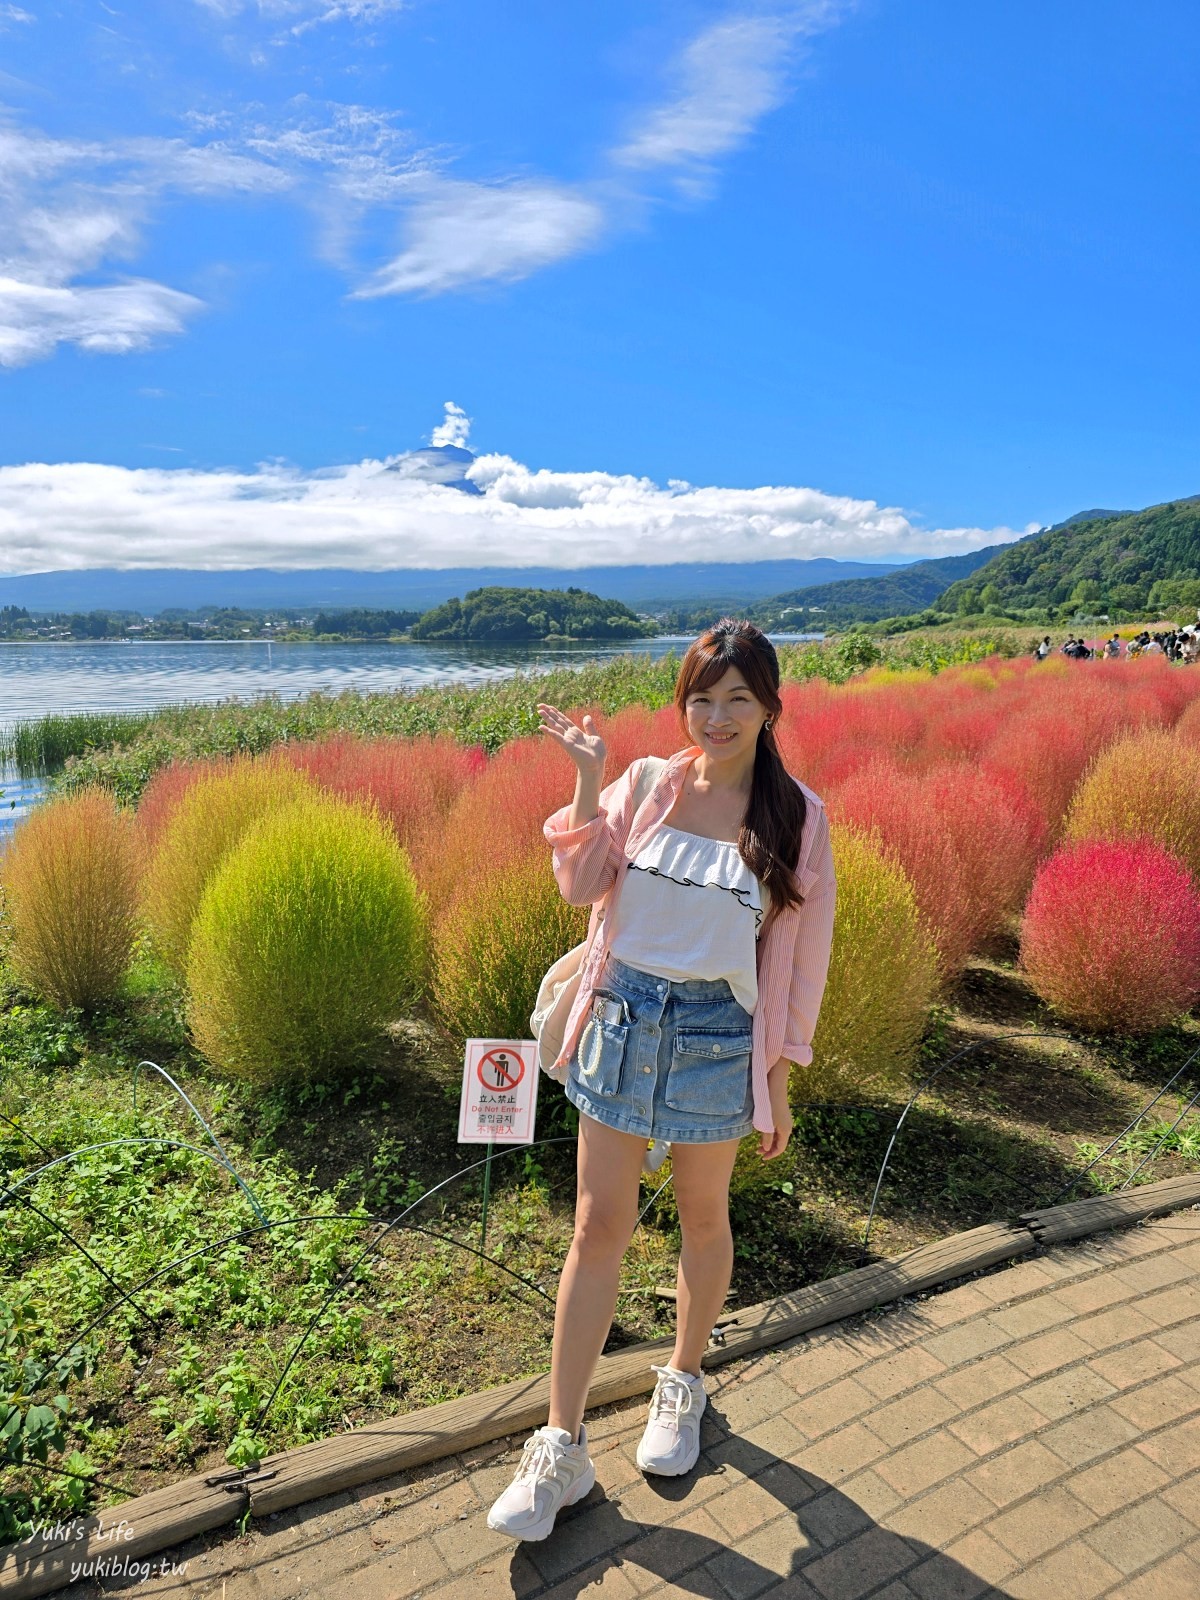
460,1038 -> 538,1146
477,1047 -> 525,1091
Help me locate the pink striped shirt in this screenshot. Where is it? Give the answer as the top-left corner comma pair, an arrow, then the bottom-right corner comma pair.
543,746 -> 837,1135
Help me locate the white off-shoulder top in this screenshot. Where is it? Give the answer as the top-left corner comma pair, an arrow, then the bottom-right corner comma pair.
605,823 -> 767,1014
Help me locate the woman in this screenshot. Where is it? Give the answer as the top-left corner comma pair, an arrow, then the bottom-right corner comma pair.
487,619 -> 837,1542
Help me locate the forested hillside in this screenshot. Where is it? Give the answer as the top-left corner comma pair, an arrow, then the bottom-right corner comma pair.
938,497 -> 1200,619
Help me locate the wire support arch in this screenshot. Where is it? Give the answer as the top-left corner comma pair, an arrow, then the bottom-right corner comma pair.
1,1137 -> 270,1227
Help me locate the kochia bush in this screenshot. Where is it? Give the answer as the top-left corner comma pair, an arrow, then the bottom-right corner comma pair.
1064,730 -> 1200,882
827,758 -> 977,981
282,733 -> 485,854
136,756 -> 230,853
142,757 -> 316,974
799,824 -> 940,1102
2,788 -> 139,1012
187,797 -> 427,1085
431,848 -> 587,1042
1019,839 -> 1200,1033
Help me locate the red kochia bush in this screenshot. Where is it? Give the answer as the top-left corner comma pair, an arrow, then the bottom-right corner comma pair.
924,761 -> 1047,936
1019,839 -> 1200,1033
981,714 -> 1095,840
425,733 -> 574,907
594,702 -> 679,783
282,733 -> 484,855
828,753 -> 1044,973
826,757 -> 976,981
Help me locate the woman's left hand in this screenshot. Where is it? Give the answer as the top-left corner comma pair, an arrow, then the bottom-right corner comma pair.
759,1067 -> 794,1160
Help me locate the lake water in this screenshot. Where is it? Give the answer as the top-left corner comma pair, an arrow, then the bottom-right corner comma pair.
0,634 -> 822,832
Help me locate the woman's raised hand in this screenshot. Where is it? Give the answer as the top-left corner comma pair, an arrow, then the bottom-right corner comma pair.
536,703 -> 607,779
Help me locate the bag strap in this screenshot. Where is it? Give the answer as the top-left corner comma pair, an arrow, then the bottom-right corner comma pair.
631,754 -> 668,811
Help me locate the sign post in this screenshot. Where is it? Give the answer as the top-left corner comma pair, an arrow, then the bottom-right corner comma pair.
458,1039 -> 539,1265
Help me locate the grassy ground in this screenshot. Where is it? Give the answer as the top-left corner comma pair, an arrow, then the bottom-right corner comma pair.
3,924 -> 1197,1537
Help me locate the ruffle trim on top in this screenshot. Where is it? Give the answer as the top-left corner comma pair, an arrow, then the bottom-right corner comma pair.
628,825 -> 765,934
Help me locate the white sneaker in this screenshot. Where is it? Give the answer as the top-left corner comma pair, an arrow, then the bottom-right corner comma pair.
635,1364 -> 706,1476
485,1424 -> 596,1541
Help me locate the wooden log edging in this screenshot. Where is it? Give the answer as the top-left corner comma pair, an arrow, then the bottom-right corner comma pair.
4,1173 -> 1200,1599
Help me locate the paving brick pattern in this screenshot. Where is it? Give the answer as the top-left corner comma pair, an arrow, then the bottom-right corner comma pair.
77,1209 -> 1200,1600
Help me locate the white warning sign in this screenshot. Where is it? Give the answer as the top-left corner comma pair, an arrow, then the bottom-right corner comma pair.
458,1039 -> 539,1144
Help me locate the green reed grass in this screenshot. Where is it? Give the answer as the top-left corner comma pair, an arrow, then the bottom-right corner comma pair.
5,711 -> 159,774
39,632 -> 1016,805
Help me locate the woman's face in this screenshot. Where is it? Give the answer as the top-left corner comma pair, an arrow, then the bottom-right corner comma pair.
683,665 -> 770,762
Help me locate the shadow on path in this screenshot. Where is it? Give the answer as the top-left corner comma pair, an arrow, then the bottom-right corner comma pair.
505,1400 -> 1012,1599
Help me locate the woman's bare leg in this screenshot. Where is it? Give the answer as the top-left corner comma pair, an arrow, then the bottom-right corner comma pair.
668,1138 -> 742,1376
547,1113 -> 647,1441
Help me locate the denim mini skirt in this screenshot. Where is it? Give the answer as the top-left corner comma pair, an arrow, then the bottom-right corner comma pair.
564,954 -> 755,1144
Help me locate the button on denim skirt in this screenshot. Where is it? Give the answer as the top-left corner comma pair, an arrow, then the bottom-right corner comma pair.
564,953 -> 755,1144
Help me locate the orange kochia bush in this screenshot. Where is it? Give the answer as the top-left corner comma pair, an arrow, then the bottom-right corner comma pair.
1019,838 -> 1200,1033
1064,729 -> 1200,882
2,787 -> 140,1011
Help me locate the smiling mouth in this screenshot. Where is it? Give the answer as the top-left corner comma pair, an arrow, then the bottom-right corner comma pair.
706,731 -> 736,742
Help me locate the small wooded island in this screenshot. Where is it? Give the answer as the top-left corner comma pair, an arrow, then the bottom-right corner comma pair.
410,585 -> 656,642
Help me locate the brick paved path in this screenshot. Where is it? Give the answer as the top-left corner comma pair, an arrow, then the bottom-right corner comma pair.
83,1208 -> 1200,1600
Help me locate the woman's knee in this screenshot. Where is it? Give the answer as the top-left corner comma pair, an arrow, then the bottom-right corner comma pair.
676,1206 -> 732,1247
571,1201 -> 636,1261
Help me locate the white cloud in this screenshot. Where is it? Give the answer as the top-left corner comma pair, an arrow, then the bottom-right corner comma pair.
354,6 -> 854,299
0,4 -> 34,24
613,3 -> 849,181
430,401 -> 470,448
354,179 -> 606,297
0,277 -> 203,366
0,110 -> 398,365
192,0 -> 407,35
0,439 -> 1034,574
0,6 -> 853,343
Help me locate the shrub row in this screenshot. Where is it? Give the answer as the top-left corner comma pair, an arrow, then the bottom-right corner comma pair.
3,655 -> 1198,1095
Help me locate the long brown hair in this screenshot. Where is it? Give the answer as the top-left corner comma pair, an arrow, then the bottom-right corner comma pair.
674,618 -> 807,909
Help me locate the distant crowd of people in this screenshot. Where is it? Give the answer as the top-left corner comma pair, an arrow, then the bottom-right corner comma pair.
1033,616 -> 1200,665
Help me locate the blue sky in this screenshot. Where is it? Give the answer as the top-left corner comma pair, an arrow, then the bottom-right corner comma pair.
0,0 -> 1197,573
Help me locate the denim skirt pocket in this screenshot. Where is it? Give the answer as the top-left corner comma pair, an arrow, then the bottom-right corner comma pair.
665,1028 -> 752,1119
576,1015 -> 629,1099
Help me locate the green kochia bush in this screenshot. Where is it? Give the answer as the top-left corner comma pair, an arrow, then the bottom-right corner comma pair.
799,823 -> 940,1101
142,757 -> 317,975
186,798 -> 428,1085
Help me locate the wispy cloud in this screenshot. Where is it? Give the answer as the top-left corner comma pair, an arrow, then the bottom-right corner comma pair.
0,4 -> 35,25
0,7 -> 852,358
0,425 -> 1033,574
613,14 -> 798,178
0,108 -> 413,364
359,5 -> 853,298
354,179 -> 606,298
0,277 -> 203,367
192,0 -> 407,37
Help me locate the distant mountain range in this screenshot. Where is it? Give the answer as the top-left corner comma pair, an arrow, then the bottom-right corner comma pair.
9,433 -> 1193,628
752,537 -> 1028,625
0,557 -> 915,618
